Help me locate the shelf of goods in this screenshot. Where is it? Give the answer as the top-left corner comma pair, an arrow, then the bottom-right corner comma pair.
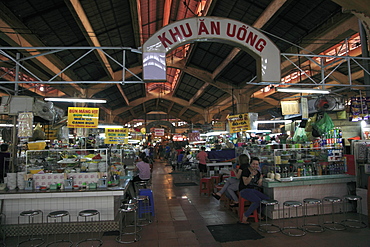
271,147 -> 345,179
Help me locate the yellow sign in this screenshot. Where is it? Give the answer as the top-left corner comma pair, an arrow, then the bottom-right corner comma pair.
227,113 -> 248,120
67,107 -> 99,128
213,122 -> 225,131
228,114 -> 250,133
42,125 -> 58,140
104,128 -> 129,144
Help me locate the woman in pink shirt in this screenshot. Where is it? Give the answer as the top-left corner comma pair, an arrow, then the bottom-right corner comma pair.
196,146 -> 209,178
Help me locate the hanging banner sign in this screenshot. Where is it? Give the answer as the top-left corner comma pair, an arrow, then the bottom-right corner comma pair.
188,132 -> 200,142
143,17 -> 280,83
42,124 -> 58,140
228,113 -> 250,133
154,128 -> 165,136
67,107 -> 99,128
213,122 -> 225,131
104,128 -> 129,144
17,112 -> 33,138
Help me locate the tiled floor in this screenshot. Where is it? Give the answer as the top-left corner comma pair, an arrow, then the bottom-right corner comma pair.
6,159 -> 370,246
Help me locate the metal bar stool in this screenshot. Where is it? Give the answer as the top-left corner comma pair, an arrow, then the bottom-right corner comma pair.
46,210 -> 73,247
134,180 -> 151,197
281,201 -> 306,237
0,213 -> 5,247
322,196 -> 346,231
342,195 -> 367,228
303,198 -> 324,233
17,209 -> 44,247
76,209 -> 103,247
136,195 -> 152,226
258,199 -> 280,233
116,200 -> 141,244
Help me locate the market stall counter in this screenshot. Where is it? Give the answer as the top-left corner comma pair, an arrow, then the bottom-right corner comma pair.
0,178 -> 132,236
262,174 -> 356,219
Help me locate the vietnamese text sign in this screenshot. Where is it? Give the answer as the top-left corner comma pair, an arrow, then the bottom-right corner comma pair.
213,122 -> 225,131
188,132 -> 200,142
154,128 -> 165,136
104,128 -> 129,144
228,114 -> 250,133
67,107 -> 99,128
143,17 -> 280,83
18,112 -> 33,138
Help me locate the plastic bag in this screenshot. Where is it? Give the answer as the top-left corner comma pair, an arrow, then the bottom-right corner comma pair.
312,112 -> 334,136
293,127 -> 308,143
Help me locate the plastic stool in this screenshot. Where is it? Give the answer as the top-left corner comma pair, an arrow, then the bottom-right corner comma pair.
281,201 -> 306,237
116,201 -> 140,243
46,210 -> 73,247
258,199 -> 280,233
138,189 -> 155,217
238,195 -> 259,223
303,198 -> 324,233
17,209 -> 44,247
76,209 -> 103,247
199,177 -> 212,196
211,176 -> 220,189
322,196 -> 346,231
136,195 -> 152,226
342,195 -> 367,228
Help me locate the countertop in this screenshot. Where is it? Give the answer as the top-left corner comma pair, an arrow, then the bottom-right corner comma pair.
262,174 -> 356,188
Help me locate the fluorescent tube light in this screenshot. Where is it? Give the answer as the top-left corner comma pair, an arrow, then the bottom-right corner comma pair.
246,130 -> 272,133
256,120 -> 292,124
98,124 -> 124,128
45,98 -> 107,103
276,88 -> 330,94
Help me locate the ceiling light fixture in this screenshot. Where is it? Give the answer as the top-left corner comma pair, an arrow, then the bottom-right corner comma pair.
276,88 -> 330,94
44,98 -> 107,103
98,124 -> 124,128
256,120 -> 292,124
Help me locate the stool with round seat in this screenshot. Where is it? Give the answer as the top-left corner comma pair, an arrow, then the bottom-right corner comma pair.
17,209 -> 44,247
46,210 -> 73,247
199,177 -> 212,196
258,199 -> 280,233
281,201 -> 306,237
76,209 -> 103,247
341,195 -> 367,228
303,198 -> 324,233
0,213 -> 5,246
322,196 -> 346,231
136,195 -> 152,226
116,200 -> 141,244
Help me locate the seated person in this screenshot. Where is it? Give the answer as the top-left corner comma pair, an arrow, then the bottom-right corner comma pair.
238,157 -> 269,225
211,154 -> 249,207
132,152 -> 151,183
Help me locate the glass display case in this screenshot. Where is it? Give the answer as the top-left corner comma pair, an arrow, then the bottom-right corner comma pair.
25,149 -> 108,174
109,148 -> 137,175
272,147 -> 345,178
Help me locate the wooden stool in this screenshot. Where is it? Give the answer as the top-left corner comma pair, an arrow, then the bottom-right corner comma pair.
199,177 -> 212,196
238,194 -> 259,222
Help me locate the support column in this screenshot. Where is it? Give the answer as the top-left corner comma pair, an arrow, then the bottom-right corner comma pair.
233,89 -> 252,114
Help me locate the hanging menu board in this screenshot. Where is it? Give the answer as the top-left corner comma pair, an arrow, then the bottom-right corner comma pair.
67,107 -> 99,128
104,128 -> 129,144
